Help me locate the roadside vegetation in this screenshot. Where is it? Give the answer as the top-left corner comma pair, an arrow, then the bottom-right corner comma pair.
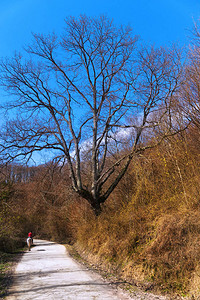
0,251 -> 13,297
1,126 -> 200,298
0,250 -> 25,298
1,15 -> 200,299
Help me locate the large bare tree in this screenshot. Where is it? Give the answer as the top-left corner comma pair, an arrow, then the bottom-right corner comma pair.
0,15 -> 183,214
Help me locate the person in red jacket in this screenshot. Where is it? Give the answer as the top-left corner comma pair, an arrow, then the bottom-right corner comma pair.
28,231 -> 33,244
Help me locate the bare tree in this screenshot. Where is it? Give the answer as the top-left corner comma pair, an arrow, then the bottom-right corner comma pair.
0,15 -> 183,214
179,21 -> 200,128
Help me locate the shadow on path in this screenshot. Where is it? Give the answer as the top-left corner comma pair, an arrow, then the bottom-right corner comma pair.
8,280 -> 126,295
6,239 -> 132,300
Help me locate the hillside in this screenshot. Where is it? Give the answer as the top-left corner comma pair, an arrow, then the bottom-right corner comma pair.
1,126 -> 200,298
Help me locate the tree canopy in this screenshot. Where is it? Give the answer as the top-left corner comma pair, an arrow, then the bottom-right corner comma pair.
0,15 -> 184,214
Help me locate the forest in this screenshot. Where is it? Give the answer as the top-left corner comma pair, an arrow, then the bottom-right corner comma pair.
1,15 -> 200,298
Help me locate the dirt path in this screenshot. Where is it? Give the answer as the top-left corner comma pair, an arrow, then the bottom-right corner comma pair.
5,239 -> 168,300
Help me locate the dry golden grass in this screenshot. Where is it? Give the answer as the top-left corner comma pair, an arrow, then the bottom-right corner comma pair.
3,130 -> 200,298
72,134 -> 200,298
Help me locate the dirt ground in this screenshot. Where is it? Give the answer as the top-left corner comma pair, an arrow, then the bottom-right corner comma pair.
5,239 -> 169,300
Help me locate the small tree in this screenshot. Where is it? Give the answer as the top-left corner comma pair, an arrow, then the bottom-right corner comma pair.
0,15 -> 183,214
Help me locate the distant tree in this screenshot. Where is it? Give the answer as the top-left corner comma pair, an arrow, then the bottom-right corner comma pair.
179,21 -> 200,128
0,15 -> 184,215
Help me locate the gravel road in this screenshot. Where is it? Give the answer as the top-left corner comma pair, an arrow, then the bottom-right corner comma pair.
5,239 -> 168,300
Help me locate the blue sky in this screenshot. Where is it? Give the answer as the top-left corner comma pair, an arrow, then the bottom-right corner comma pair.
0,0 -> 200,164
0,0 -> 200,59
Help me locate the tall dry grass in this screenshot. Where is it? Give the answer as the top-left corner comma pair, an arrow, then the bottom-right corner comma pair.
72,130 -> 200,297
2,128 -> 200,297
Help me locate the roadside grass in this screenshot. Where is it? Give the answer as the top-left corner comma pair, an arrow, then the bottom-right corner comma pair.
67,140 -> 200,298
65,244 -> 82,262
0,247 -> 25,298
65,243 -> 139,295
0,251 -> 15,298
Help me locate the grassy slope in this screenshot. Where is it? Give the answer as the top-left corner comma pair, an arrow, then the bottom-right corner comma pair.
2,131 -> 200,298
0,239 -> 26,298
0,250 -> 23,298
69,136 -> 200,299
